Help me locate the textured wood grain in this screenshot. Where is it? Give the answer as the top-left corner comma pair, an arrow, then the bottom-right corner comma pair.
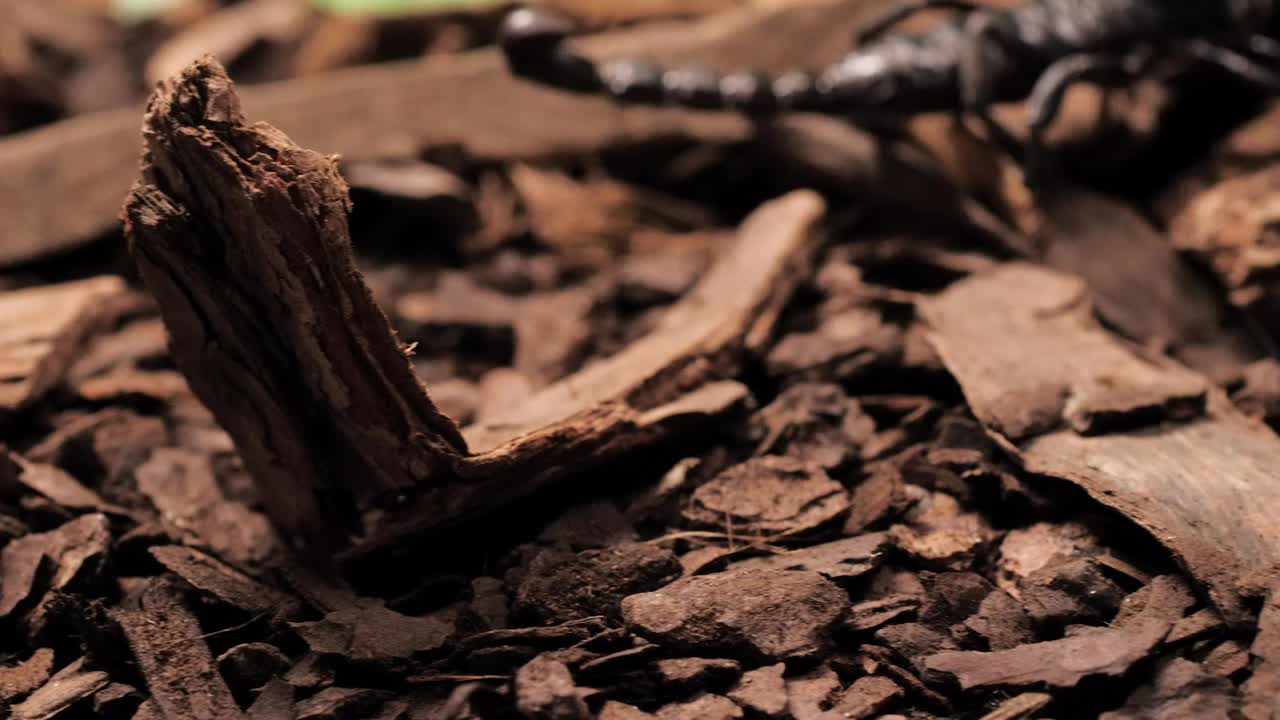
921,263 -> 1280,624
2,0 -> 888,267
123,58 -> 822,563
110,579 -> 243,720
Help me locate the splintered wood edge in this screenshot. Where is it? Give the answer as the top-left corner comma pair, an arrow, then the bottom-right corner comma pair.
123,57 -> 826,562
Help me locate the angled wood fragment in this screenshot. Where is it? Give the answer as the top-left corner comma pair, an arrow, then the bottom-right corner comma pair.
0,276 -> 129,413
123,57 -> 822,564
920,263 -> 1280,624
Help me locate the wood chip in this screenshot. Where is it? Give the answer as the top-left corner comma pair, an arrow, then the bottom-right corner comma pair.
110,578 -> 243,720
135,447 -> 279,570
93,682 -> 143,717
1035,187 -> 1259,379
513,543 -> 680,624
923,575 -> 1192,690
729,533 -> 887,580
0,648 -> 55,704
995,521 -> 1098,597
143,0 -> 309,86
1165,607 -> 1225,646
621,569 -> 847,662
962,590 -> 1034,651
217,643 -> 292,696
295,687 -> 393,720
246,678 -> 296,720
514,654 -> 590,719
290,601 -> 453,664
1099,657 -> 1235,720
1169,165 -> 1280,380
978,692 -> 1051,720
148,545 -> 295,616
10,657 -> 109,720
843,595 -> 920,634
655,694 -> 743,720
682,456 -> 850,536
2,451 -> 126,517
0,276 -> 127,412
727,663 -> 787,719
749,382 -> 875,470
1242,583 -> 1280,720
832,675 -> 903,719
1018,557 -> 1125,628
26,408 -> 168,482
1202,639 -> 1251,679
785,664 -> 841,720
889,493 -> 996,572
921,263 -> 1280,622
0,513 -> 110,619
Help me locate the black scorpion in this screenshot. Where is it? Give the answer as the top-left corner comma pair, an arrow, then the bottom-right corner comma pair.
498,0 -> 1280,183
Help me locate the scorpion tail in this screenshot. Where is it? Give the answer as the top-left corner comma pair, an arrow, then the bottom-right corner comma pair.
498,7 -> 824,113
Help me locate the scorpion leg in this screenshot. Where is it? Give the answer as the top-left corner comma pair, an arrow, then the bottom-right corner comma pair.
855,0 -> 979,46
1022,54 -> 1141,189
1188,40 -> 1280,91
956,11 -> 1024,162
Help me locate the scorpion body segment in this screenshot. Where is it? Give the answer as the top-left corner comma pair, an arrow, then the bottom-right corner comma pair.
499,1 -> 1280,176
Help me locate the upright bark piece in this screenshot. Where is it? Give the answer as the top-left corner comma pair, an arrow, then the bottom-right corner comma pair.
123,59 -> 469,555
920,263 -> 1280,623
123,58 -> 823,563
